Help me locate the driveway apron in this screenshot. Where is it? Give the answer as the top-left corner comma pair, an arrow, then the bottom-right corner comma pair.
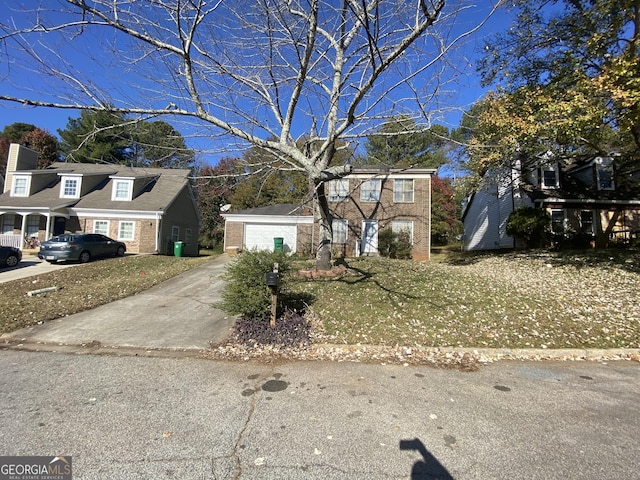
1,254 -> 236,351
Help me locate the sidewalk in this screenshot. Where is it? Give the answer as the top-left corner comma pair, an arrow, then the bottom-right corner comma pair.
1,255 -> 236,352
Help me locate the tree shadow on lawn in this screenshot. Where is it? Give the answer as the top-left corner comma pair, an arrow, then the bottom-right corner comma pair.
333,259 -> 446,309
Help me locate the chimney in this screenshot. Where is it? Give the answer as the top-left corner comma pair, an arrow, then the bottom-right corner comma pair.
4,143 -> 39,193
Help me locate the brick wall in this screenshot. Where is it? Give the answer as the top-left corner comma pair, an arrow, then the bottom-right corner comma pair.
328,174 -> 431,261
224,222 -> 244,253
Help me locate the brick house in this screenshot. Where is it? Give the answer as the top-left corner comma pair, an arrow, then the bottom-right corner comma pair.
0,143 -> 200,256
222,166 -> 435,261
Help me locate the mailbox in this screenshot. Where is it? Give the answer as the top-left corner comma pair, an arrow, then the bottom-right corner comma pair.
266,272 -> 279,288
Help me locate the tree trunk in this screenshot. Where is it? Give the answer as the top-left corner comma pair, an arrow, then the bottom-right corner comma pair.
314,179 -> 333,271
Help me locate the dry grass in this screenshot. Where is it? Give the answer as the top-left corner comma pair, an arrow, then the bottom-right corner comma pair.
0,254 -> 214,334
290,250 -> 640,349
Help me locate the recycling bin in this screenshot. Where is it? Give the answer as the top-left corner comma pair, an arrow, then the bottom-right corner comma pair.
273,237 -> 284,252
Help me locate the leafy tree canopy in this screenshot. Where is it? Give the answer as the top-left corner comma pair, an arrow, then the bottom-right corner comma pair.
229,145 -> 309,210
469,0 -> 640,177
58,110 -> 194,168
195,157 -> 245,248
0,122 -> 59,176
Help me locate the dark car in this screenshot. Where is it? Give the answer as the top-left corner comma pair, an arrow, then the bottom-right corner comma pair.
0,245 -> 22,268
38,233 -> 126,264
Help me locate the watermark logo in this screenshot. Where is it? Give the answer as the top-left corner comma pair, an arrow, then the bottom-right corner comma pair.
0,456 -> 72,480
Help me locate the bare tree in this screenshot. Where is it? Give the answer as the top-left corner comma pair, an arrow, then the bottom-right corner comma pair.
0,0 -> 500,269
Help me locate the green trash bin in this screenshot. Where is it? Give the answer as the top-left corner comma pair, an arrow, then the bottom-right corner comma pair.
273,237 -> 284,252
174,241 -> 183,257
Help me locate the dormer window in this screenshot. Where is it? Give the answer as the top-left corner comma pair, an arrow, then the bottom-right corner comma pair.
11,175 -> 30,197
595,157 -> 615,191
60,176 -> 81,199
541,163 -> 559,189
112,179 -> 133,201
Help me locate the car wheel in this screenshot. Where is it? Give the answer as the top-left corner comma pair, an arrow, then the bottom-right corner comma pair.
5,255 -> 19,267
79,251 -> 91,263
116,245 -> 125,257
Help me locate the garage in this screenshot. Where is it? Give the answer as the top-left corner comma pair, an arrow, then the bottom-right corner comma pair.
244,223 -> 297,252
222,203 -> 315,255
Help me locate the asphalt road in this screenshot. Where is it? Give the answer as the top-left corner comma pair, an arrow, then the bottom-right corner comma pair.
0,350 -> 638,480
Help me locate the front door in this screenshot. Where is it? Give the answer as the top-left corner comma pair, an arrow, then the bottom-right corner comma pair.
53,217 -> 66,236
361,220 -> 378,255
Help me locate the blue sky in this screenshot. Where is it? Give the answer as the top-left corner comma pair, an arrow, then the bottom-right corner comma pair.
0,1 -> 512,166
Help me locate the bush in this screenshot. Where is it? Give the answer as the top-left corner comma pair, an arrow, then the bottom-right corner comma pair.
378,228 -> 412,259
506,207 -> 550,248
216,250 -> 290,321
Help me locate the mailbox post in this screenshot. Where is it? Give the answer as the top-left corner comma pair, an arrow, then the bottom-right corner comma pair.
266,263 -> 279,328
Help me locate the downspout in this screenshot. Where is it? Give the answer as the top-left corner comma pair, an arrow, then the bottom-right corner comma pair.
155,212 -> 162,253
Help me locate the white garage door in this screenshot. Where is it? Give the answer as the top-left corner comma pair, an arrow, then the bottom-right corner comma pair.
244,223 -> 297,252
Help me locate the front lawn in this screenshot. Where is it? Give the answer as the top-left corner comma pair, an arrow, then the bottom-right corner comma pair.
290,251 -> 640,349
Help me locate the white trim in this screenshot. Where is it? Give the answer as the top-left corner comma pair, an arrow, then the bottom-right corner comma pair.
112,179 -> 133,201
539,198 -> 640,205
60,175 -> 81,199
72,208 -> 164,220
118,220 -> 135,241
93,219 -> 110,235
332,218 -> 348,243
222,214 -> 313,224
11,175 -> 31,197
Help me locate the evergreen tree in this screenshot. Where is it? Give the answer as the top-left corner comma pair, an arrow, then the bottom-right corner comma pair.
58,110 -> 195,168
363,115 -> 449,169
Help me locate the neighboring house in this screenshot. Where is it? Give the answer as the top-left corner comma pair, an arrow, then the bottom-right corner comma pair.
463,155 -> 640,251
0,143 -> 200,255
222,166 -> 436,261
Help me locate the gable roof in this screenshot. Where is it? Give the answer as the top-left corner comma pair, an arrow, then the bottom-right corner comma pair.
0,162 -> 193,213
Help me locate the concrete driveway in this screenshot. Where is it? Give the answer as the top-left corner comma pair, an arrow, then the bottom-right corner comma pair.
0,253 -> 77,283
1,254 -> 236,352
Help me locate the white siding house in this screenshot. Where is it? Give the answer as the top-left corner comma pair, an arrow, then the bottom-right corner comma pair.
462,165 -> 532,251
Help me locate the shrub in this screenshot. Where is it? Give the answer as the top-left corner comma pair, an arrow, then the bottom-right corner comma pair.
378,228 -> 412,259
216,250 -> 290,321
506,207 -> 550,248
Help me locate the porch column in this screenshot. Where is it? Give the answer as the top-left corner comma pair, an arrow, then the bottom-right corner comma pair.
45,213 -> 52,240
19,214 -> 28,244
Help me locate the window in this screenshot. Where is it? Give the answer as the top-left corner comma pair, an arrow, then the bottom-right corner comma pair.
112,180 -> 133,201
580,210 -> 595,235
360,179 -> 381,202
61,177 -> 80,198
185,228 -> 192,245
2,214 -> 15,234
394,179 -> 414,203
392,220 -> 414,243
118,221 -> 135,241
11,176 -> 29,197
171,226 -> 180,242
26,216 -> 40,237
550,209 -> 565,234
328,179 -> 349,202
93,220 -> 109,236
541,164 -> 559,189
597,165 -> 615,190
332,219 -> 348,243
